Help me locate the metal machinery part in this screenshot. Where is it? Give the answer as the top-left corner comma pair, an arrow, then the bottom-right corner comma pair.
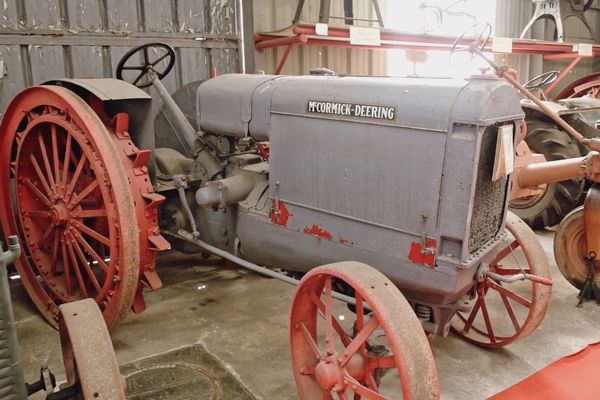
0,81 -> 169,328
459,23 -> 600,304
289,262 -> 439,399
0,236 -> 125,399
0,39 -> 560,398
520,0 -> 594,42
0,236 -> 27,399
57,299 -> 126,399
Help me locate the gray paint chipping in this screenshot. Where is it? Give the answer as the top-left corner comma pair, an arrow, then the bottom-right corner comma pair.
0,0 -> 247,112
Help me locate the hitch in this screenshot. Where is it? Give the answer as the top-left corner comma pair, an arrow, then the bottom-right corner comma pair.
577,256 -> 600,307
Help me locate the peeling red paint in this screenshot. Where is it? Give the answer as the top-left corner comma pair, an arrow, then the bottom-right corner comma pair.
271,200 -> 291,227
303,224 -> 333,240
408,239 -> 436,268
339,238 -> 350,245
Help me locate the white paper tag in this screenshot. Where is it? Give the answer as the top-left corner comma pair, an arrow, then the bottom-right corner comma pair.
492,125 -> 515,181
349,26 -> 381,46
492,37 -> 513,53
576,43 -> 593,56
315,23 -> 328,36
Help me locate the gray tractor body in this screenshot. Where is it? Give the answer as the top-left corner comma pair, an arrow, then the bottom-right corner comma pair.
158,73 -> 523,332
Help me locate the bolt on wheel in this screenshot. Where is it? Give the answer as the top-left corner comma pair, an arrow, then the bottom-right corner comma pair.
0,86 -> 140,328
290,262 -> 440,399
451,212 -> 552,348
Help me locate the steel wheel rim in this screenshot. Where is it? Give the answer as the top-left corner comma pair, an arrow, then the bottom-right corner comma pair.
554,206 -> 596,289
451,212 -> 551,348
289,262 -> 439,400
0,86 -> 140,328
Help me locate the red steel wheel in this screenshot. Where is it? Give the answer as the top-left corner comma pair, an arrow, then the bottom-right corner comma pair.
0,86 -> 140,328
290,261 -> 440,400
451,212 -> 552,348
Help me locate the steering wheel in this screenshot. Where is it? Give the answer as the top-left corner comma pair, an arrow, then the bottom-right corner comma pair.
524,71 -> 560,90
116,43 -> 175,88
449,22 -> 492,67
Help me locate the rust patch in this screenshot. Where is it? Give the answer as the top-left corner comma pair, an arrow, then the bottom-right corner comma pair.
408,240 -> 436,268
303,224 -> 333,240
339,237 -> 350,245
271,200 -> 291,227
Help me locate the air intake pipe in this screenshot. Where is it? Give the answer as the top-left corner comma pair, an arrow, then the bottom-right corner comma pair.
195,174 -> 256,208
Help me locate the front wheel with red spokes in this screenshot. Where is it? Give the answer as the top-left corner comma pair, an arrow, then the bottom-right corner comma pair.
290,261 -> 440,400
451,212 -> 552,348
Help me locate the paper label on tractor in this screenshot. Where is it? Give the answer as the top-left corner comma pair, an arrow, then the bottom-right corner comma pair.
575,43 -> 593,56
492,125 -> 514,181
492,37 -> 513,53
349,27 -> 381,46
315,23 -> 328,36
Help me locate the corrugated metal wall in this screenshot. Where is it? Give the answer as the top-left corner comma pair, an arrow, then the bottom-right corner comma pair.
0,0 -> 243,111
254,0 -> 387,75
495,1 -> 599,94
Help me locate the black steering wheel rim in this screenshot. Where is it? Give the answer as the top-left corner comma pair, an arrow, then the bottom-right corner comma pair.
524,70 -> 560,90
449,22 -> 492,67
116,43 -> 176,88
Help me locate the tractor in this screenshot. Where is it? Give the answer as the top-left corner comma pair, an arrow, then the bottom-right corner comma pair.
4,25 -> 600,397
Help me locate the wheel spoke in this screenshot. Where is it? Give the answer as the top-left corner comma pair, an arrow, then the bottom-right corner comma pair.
38,133 -> 56,188
309,292 -> 352,346
299,321 -> 324,361
337,392 -> 349,400
61,240 -> 72,297
461,294 -> 483,334
74,209 -> 107,218
50,234 -> 60,275
487,279 -> 532,308
479,290 -> 496,343
491,239 -> 520,266
62,133 -> 72,185
29,154 -> 53,197
368,356 -> 396,370
365,371 -> 379,391
151,52 -> 169,66
72,240 -> 102,293
344,375 -> 387,400
66,154 -> 87,200
353,393 -> 362,400
71,220 -> 111,247
25,210 -> 50,218
121,65 -> 145,70
51,124 -> 60,187
38,223 -> 55,249
72,231 -> 109,273
66,240 -> 88,298
324,277 -> 335,355
68,180 -> 99,209
340,317 -> 379,367
24,179 -> 52,207
132,70 -> 146,86
499,290 -> 521,332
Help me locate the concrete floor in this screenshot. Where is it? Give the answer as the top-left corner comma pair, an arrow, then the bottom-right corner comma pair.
11,230 -> 600,399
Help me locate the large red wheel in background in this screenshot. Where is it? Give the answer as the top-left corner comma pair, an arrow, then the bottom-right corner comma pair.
451,212 -> 552,348
290,261 -> 440,400
0,85 -> 152,328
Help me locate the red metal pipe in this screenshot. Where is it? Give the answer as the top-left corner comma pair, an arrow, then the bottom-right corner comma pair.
545,56 -> 582,97
255,34 -> 308,51
275,44 -> 294,75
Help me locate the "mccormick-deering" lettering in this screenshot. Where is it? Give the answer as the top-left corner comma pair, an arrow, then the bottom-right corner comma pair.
307,100 -> 396,121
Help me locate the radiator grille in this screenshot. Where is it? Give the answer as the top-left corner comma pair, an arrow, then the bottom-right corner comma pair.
468,127 -> 509,253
